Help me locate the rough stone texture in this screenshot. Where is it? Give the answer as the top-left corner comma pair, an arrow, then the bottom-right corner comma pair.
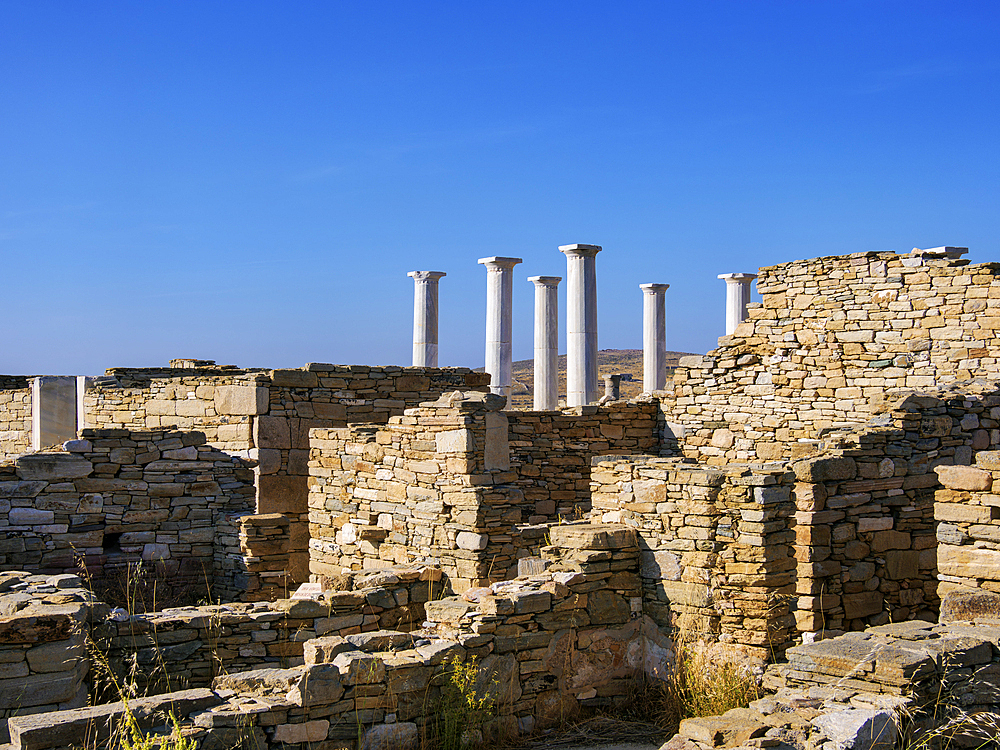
0,430 -> 255,600
0,377 -> 33,461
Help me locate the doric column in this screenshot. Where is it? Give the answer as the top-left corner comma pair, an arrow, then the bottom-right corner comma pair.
478,257 -> 522,400
528,276 -> 561,411
718,273 -> 757,335
407,271 -> 446,367
640,284 -> 670,392
560,243 -> 602,406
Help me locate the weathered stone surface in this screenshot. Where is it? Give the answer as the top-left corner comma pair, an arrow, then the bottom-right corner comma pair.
936,464 -> 993,491
793,457 -> 857,483
940,587 -> 1000,623
939,545 -> 1000,580
16,454 -> 92,481
361,722 -> 418,750
214,385 -> 268,415
273,719 -> 329,744
287,663 -> 344,706
548,524 -> 636,551
812,708 -> 897,750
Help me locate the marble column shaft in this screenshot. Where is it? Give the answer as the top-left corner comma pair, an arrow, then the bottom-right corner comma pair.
640,284 -> 670,392
560,244 -> 602,407
408,271 -> 446,367
718,273 -> 757,335
528,276 -> 561,411
479,257 -> 522,400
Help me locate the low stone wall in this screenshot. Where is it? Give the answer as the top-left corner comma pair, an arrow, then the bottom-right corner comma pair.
590,455 -> 796,653
0,377 -> 32,461
0,429 -> 254,598
507,403 -> 659,521
92,564 -> 444,696
4,527 -> 670,750
0,572 -> 91,742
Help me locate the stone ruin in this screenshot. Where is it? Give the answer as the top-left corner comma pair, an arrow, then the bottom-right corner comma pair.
4,244 -> 1000,749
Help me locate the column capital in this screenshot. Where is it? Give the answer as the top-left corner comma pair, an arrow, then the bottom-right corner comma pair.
639,283 -> 670,294
478,257 -> 523,270
718,273 -> 757,282
559,243 -> 602,257
528,275 -> 562,287
408,270 -> 446,281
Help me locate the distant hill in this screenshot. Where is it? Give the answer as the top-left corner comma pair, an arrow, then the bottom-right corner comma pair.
495,348 -> 696,410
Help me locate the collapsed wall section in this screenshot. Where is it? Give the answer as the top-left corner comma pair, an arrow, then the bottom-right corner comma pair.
664,249 -> 1000,463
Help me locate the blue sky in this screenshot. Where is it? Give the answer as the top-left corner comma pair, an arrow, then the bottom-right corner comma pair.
2,1 -> 998,375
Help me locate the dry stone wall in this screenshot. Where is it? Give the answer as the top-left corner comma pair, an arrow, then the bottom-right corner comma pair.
0,377 -> 32,461
933,452 -> 1000,595
507,403 -> 659,521
665,248 -> 1000,463
590,455 -> 797,653
0,429 -> 254,598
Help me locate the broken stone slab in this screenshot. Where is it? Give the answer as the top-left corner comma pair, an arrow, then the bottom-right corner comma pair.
212,667 -> 302,695
940,587 -> 1000,624
811,708 -> 897,750
935,464 -> 993,491
793,456 -> 857,483
679,707 -> 769,747
286,663 -> 344,706
547,523 -> 637,550
8,688 -> 222,750
422,390 -> 507,411
15,454 -> 92,481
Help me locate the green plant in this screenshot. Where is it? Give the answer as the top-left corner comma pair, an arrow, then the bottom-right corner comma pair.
437,656 -> 495,750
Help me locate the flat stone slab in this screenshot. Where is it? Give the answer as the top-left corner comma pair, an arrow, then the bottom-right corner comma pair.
548,524 -> 637,551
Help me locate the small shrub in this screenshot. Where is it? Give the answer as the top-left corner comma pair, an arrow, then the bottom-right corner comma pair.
656,637 -> 761,729
437,656 -> 495,750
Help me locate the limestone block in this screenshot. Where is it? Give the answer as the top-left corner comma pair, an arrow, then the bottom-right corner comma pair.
361,723 -> 418,750
436,429 -> 474,453
842,591 -> 883,619
215,386 -> 269,416
484,412 -> 509,471
935,464 -> 993,491
812,709 -> 896,750
9,507 -> 55,525
273,721 -> 329,744
270,369 -> 319,388
255,448 -> 281,475
287,663 -> 344,706
939,587 -> 1000,623
144,400 -> 176,416
938,545 -> 1000,580
793,457 -> 857,483
257,474 -> 308,514
640,550 -> 682,581
935,503 -> 992,524
253,416 -> 291,449
16,454 -> 92,481
456,531 -> 488,550
312,402 -> 348,421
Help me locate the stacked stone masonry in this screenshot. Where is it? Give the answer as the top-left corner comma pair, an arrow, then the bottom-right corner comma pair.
0,377 -> 32,460
666,249 -> 1000,463
0,429 -> 255,599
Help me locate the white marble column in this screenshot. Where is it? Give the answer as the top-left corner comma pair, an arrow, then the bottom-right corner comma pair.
718,273 -> 757,335
407,271 -> 446,367
478,257 -> 522,400
31,376 -> 78,451
528,276 -> 561,411
560,244 -> 602,406
640,284 -> 670,392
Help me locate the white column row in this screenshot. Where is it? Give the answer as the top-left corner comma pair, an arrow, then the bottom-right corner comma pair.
408,259 -> 757,407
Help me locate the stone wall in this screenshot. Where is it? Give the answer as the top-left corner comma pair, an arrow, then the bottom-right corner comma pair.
593,381 -> 1000,645
0,429 -> 254,598
589,455 -> 796,654
0,572 -> 91,742
92,564 -> 444,697
308,392 -> 523,592
933,453 -> 1000,595
6,525 -> 671,750
0,377 -> 32,461
84,364 -> 490,585
665,248 -> 1000,463
507,403 -> 659,521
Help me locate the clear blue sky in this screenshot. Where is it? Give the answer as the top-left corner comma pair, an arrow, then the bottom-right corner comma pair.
2,1 -> 998,375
